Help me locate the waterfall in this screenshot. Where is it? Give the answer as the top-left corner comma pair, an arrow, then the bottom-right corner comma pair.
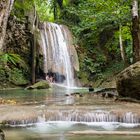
39,22 -> 79,87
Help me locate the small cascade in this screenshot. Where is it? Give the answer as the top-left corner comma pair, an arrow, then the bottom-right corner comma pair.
2,110 -> 140,127
39,22 -> 79,87
37,114 -> 46,123
4,117 -> 38,126
45,110 -> 139,123
122,112 -> 139,123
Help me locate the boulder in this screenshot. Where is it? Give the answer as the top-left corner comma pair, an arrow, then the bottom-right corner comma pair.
26,80 -> 50,89
116,61 -> 140,99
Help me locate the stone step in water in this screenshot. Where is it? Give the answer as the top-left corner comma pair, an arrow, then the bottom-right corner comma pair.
1,110 -> 140,126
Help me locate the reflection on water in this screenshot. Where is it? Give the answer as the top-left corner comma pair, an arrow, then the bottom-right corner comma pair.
0,88 -> 87,105
0,89 -> 67,106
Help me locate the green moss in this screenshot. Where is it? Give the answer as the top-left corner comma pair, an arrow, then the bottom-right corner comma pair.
26,80 -> 50,89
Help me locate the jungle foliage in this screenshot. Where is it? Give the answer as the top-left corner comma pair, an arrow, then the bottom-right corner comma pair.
57,0 -> 133,82
0,0 -> 139,86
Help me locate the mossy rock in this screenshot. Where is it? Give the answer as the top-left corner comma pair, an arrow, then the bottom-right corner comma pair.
9,68 -> 29,86
26,80 -> 50,89
116,61 -> 140,100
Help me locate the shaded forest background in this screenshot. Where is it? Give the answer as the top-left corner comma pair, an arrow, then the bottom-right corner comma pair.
0,0 -> 140,88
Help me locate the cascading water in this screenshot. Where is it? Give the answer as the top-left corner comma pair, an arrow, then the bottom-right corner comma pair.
39,22 -> 79,87
2,110 -> 140,126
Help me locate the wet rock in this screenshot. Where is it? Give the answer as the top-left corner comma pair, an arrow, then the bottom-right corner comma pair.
116,97 -> 140,103
65,93 -> 71,96
26,80 -> 50,89
92,88 -> 118,99
3,16 -> 30,59
88,85 -> 94,92
116,61 -> 140,100
101,92 -> 115,98
65,92 -> 83,97
73,92 -> 83,97
0,129 -> 5,140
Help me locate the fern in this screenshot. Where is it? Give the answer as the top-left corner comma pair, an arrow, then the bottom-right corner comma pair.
0,53 -> 28,69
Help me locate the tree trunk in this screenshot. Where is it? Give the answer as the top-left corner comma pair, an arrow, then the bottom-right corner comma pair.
31,33 -> 36,84
31,5 -> 38,84
53,0 -> 57,20
25,3 -> 38,84
132,0 -> 140,62
119,25 -> 125,61
0,0 -> 14,51
119,24 -> 128,65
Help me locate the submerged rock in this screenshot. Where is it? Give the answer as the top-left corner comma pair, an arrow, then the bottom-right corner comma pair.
0,129 -> 5,140
92,88 -> 118,99
116,61 -> 140,100
26,80 -> 50,89
88,85 -> 94,92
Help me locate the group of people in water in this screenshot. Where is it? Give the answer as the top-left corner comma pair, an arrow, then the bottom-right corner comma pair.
45,71 -> 55,83
46,75 -> 54,83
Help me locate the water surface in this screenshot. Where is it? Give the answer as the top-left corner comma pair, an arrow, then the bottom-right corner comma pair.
0,88 -> 140,140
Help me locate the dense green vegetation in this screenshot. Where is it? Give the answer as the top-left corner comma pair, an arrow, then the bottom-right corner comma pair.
58,0 -> 132,83
0,0 -> 140,87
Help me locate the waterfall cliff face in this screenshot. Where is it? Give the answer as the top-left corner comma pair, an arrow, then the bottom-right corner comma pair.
39,22 -> 79,87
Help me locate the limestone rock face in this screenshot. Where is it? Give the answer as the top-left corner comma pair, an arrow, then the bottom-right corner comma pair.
116,61 -> 140,99
0,0 -> 14,50
61,25 -> 79,72
26,80 -> 50,89
3,16 -> 31,59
